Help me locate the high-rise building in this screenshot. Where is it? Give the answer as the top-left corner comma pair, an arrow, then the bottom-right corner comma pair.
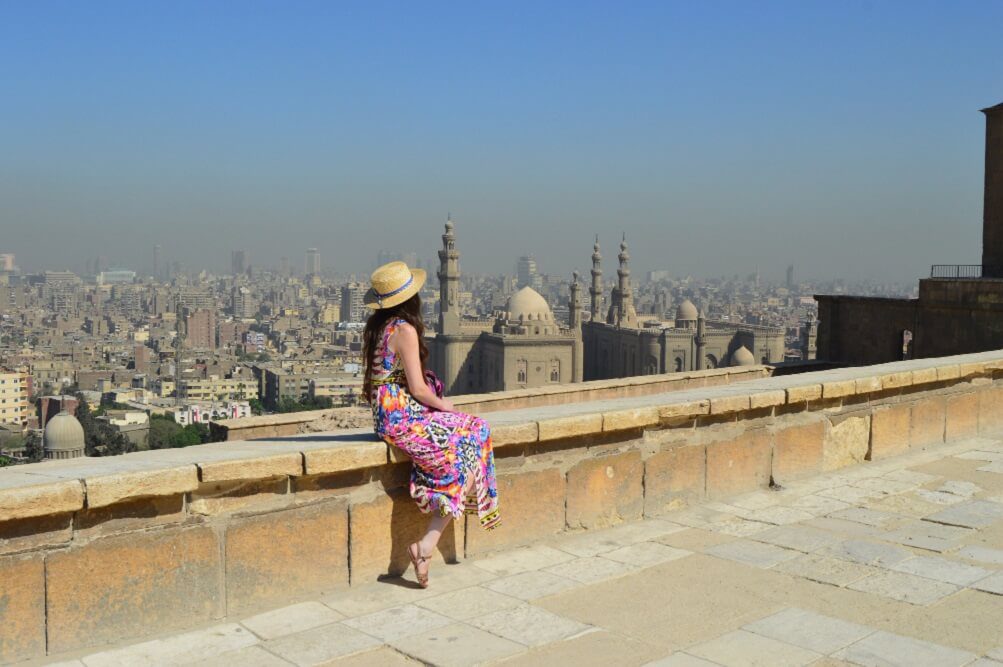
786,264 -> 795,290
153,245 -> 161,280
517,256 -> 540,290
184,308 -> 216,350
0,372 -> 29,431
280,256 -> 290,276
340,283 -> 367,323
231,249 -> 247,276
306,248 -> 320,276
0,254 -> 15,272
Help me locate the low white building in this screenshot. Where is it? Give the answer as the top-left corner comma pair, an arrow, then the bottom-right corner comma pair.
171,401 -> 251,426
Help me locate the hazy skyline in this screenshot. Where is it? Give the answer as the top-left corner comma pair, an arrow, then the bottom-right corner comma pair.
2,1 -> 1001,282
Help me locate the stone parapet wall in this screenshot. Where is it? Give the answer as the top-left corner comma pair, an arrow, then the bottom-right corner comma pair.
215,365 -> 773,441
3,351 -> 1003,662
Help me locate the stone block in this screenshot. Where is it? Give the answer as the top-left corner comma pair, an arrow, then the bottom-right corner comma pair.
302,442 -> 386,475
823,415 -> 870,471
910,395 -> 945,448
74,493 -> 187,540
491,421 -> 539,449
465,468 -> 565,556
199,453 -> 302,483
189,477 -> 292,517
85,466 -> 199,509
0,473 -> 83,522
854,375 -> 882,394
879,371 -> 912,390
979,385 -> 1003,435
658,399 -> 710,421
349,490 -> 464,584
709,394 -> 751,414
937,364 -> 961,381
910,367 -> 939,384
0,512 -> 72,556
786,384 -> 822,403
602,406 -> 660,432
0,554 -> 45,663
537,413 -> 603,441
772,421 -> 824,482
945,392 -> 979,442
225,501 -> 348,614
958,360 -> 986,378
565,450 -> 643,529
869,404 -> 910,459
387,443 -> 411,463
643,444 -> 706,514
749,390 -> 786,410
46,526 -> 222,654
821,379 -> 856,399
705,430 -> 772,499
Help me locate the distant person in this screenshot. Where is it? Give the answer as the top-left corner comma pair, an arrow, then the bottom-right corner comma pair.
362,261 -> 500,588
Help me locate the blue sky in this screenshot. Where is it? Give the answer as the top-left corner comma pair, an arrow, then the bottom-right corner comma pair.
2,1 -> 1002,281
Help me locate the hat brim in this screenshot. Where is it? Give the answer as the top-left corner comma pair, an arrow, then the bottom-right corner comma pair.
363,268 -> 427,309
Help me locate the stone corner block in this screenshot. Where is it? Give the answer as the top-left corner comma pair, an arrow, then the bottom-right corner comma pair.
198,452 -> 302,483
85,466 -> 199,509
491,421 -> 539,450
537,413 -> 603,441
0,477 -> 84,523
303,442 -> 387,475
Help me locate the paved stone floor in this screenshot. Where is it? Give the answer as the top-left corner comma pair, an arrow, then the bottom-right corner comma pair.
38,437 -> 1003,667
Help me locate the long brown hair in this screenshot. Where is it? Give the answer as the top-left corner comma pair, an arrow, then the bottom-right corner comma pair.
362,293 -> 428,401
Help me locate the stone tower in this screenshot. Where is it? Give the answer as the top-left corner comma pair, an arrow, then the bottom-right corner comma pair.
569,271 -> 582,329
695,309 -> 707,371
437,217 -> 460,335
613,233 -> 638,327
801,311 -> 818,361
569,271 -> 584,382
983,103 -> 1003,277
589,236 -> 603,322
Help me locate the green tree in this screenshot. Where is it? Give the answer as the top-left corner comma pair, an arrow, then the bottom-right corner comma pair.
148,415 -> 181,450
74,392 -> 136,457
248,398 -> 265,415
23,431 -> 44,463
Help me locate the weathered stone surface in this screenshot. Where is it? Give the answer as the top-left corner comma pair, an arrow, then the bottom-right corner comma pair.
822,379 -> 857,399
84,466 -> 199,508
74,493 -> 187,540
466,468 -> 565,556
303,442 -> 387,475
937,364 -> 961,381
46,526 -> 222,653
705,430 -> 772,499
879,371 -> 912,390
644,444 -> 706,514
0,554 -> 45,663
749,390 -> 786,410
709,394 -> 751,414
602,406 -> 660,432
0,512 -> 72,556
199,453 -> 302,483
772,421 -> 824,482
537,413 -> 603,441
910,396 -> 945,448
566,450 -> 643,529
823,415 -> 870,471
911,367 -> 940,384
834,630 -> 976,667
225,501 -> 348,613
870,404 -> 911,459
189,477 -> 292,517
786,384 -> 822,403
349,490 -> 463,584
979,385 -> 1003,435
491,421 -> 539,449
847,571 -> 959,605
0,472 -> 83,522
658,399 -> 710,421
854,376 -> 882,394
742,607 -> 872,654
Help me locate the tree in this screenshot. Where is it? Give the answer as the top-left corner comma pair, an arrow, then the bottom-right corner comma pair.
74,392 -> 136,457
248,398 -> 265,415
23,432 -> 44,463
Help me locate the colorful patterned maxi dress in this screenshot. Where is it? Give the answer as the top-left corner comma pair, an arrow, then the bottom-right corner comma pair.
370,318 -> 500,530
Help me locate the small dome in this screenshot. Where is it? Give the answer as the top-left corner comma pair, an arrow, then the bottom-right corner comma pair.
505,286 -> 553,322
731,345 -> 755,366
675,299 -> 698,322
44,411 -> 85,452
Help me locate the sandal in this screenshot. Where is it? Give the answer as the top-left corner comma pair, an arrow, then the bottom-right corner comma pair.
408,542 -> 431,588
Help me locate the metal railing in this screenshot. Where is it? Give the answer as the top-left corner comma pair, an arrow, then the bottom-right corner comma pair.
929,264 -> 1003,279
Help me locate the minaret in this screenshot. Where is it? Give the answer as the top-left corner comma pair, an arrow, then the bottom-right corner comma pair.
616,233 -> 637,327
437,217 -> 460,335
569,271 -> 584,382
982,102 -> 1003,277
568,271 -> 581,329
801,311 -> 818,361
695,308 -> 707,371
589,236 -> 603,322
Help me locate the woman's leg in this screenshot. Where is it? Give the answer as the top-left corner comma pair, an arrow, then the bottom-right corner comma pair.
418,513 -> 452,556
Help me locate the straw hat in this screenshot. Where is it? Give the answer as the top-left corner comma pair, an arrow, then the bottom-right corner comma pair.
364,261 -> 427,309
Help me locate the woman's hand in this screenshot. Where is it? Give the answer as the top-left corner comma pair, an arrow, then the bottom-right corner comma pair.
438,397 -> 455,412
392,322 -> 453,411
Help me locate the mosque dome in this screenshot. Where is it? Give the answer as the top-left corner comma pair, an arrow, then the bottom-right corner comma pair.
505,287 -> 554,323
44,410 -> 86,459
675,299 -> 698,322
731,345 -> 755,367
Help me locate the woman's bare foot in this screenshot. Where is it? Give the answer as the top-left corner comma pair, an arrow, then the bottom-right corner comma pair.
408,542 -> 431,588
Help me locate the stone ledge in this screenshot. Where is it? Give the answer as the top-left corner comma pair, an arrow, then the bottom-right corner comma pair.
0,474 -> 84,522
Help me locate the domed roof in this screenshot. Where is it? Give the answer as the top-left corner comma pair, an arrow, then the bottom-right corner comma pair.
675,299 -> 698,321
505,286 -> 553,322
731,345 -> 755,366
44,411 -> 85,452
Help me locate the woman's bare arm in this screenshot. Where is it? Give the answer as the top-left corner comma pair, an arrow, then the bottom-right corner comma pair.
390,323 -> 454,411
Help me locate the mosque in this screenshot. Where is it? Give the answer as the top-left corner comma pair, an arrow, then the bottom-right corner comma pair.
43,410 -> 86,459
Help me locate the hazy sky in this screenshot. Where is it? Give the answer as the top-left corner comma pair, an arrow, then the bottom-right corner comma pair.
2,1 -> 1001,282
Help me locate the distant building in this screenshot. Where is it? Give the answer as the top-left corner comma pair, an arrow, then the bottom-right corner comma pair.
183,308 -> 216,350
171,401 -> 251,426
0,372 -> 29,431
44,410 -> 85,460
305,248 -> 320,276
340,283 -> 367,323
98,269 -> 136,285
516,256 -> 542,290
231,249 -> 247,275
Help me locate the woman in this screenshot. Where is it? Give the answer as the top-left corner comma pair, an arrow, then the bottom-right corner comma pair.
363,261 -> 500,588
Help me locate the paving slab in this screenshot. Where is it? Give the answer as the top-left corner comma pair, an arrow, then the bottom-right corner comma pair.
542,556 -> 639,584
833,630 -> 977,667
601,542 -> 692,567
264,622 -> 383,666
889,555 -> 993,586
924,501 -> 1003,529
972,571 -> 1003,595
818,485 -> 886,504
483,570 -> 581,601
827,507 -> 900,527
240,601 -> 344,640
847,571 -> 959,605
744,506 -> 815,525
472,545 -> 575,576
954,451 -> 1003,462
468,604 -> 592,647
341,604 -> 453,642
702,517 -> 773,537
938,480 -> 982,498
851,478 -> 917,495
81,623 -> 258,667
686,629 -> 821,667
388,622 -> 524,666
866,494 -> 943,518
916,489 -> 968,505
788,494 -> 851,516
325,647 -> 419,666
644,653 -> 721,666
742,607 -> 873,654
979,461 -> 1003,474
968,658 -> 1003,667
323,566 -> 495,617
773,554 -> 878,587
819,540 -> 913,567
751,525 -> 841,553
415,586 -> 522,620
704,540 -> 799,569
804,517 -> 883,537
990,647 -> 1003,660
884,470 -> 939,484
881,521 -> 972,553
188,645 -> 291,667
957,545 -> 1003,565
